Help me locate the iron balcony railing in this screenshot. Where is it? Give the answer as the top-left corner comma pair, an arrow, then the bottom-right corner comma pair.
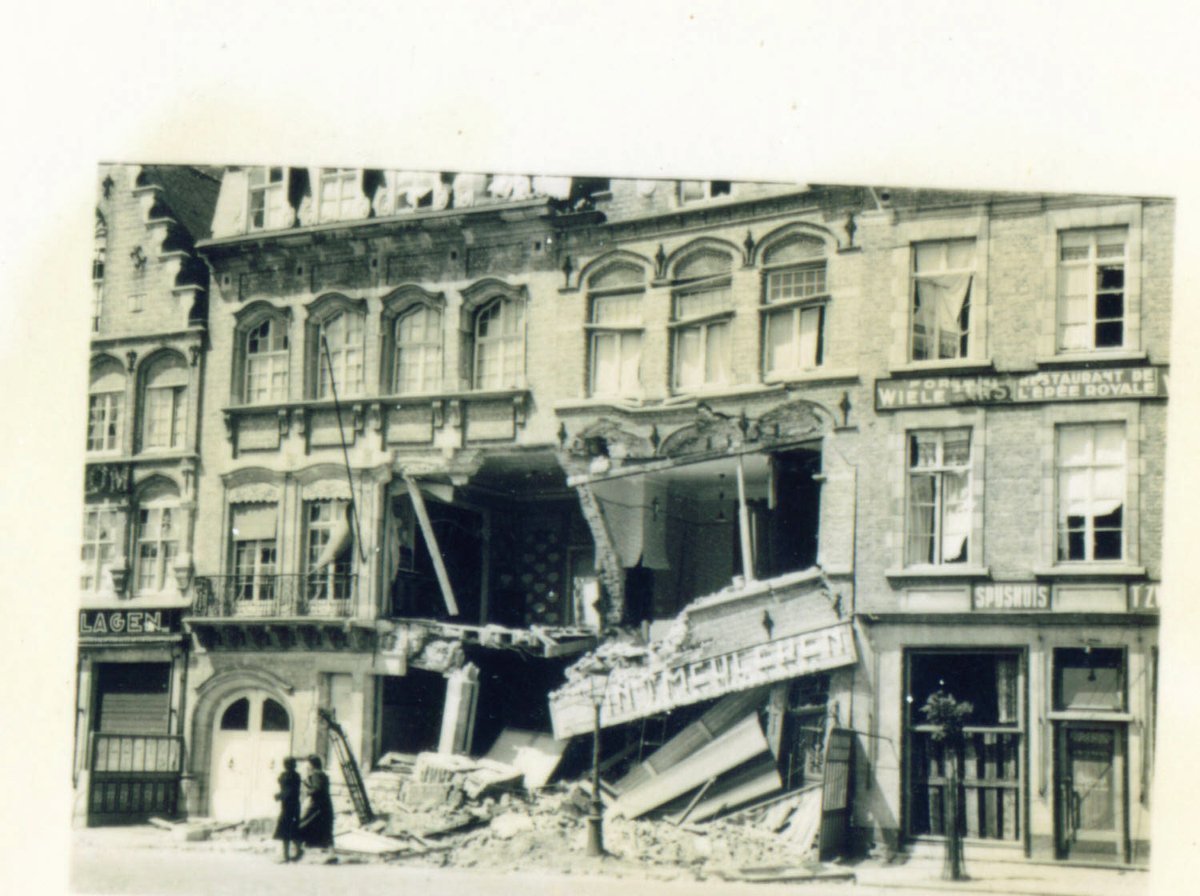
192,574 -> 357,619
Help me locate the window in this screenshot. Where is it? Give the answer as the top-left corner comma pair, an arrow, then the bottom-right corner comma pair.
92,236 -> 105,334
315,310 -> 365,398
587,264 -> 645,398
244,317 -> 289,404
141,353 -> 188,451
678,180 -> 731,204
907,651 -> 1022,841
474,298 -> 525,390
305,501 -> 352,602
87,359 -> 125,454
230,504 -> 277,603
761,235 -> 829,379
81,507 -> 122,591
317,168 -> 361,222
910,239 -> 975,361
92,283 -> 103,334
906,429 -> 971,565
670,250 -> 734,391
1057,423 -> 1125,562
1058,228 -> 1127,351
129,293 -> 144,313
393,305 -> 443,393
247,166 -> 288,231
135,506 -> 178,593
1053,648 -> 1125,712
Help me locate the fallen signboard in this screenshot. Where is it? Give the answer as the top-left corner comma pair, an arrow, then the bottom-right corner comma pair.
550,620 -> 856,739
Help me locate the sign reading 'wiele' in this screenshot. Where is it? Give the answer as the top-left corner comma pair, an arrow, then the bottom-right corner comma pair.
875,365 -> 1166,411
549,621 -> 856,739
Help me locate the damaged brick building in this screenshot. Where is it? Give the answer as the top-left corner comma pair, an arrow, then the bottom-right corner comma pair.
74,167 -> 1170,869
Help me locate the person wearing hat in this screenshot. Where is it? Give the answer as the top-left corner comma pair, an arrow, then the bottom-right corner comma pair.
272,757 -> 302,862
297,754 -> 335,850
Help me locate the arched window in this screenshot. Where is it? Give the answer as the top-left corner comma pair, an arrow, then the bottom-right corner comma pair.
473,297 -> 525,390
141,353 -> 189,451
220,698 -> 250,730
244,316 -> 289,403
586,262 -> 645,398
261,698 -> 290,731
393,304 -> 442,393
760,234 -> 829,379
670,249 -> 733,391
314,309 -> 366,398
87,358 -> 125,454
134,479 -> 180,594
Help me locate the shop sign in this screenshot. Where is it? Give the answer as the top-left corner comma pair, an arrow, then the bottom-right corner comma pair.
875,366 -> 1166,412
79,609 -> 180,636
972,582 -> 1050,611
85,462 -> 132,498
550,621 -> 856,739
1128,583 -> 1159,612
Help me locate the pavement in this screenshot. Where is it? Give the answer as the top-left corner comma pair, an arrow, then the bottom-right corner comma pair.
63,825 -> 1153,896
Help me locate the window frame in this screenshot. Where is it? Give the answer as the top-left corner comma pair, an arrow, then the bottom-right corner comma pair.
229,505 -> 278,604
586,284 -> 645,398
240,313 -> 290,405
905,428 -> 973,567
304,500 -> 352,602
392,303 -> 444,395
472,296 -> 526,391
669,275 -> 734,392
1055,421 -> 1127,563
909,238 -> 977,363
316,167 -> 362,223
247,166 -> 289,232
134,503 -> 179,594
313,307 -> 367,399
81,505 -> 123,592
760,259 -> 829,380
1056,227 -> 1129,353
87,359 -> 126,455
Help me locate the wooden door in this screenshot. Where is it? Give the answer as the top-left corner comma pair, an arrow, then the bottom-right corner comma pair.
1056,724 -> 1125,860
210,693 -> 292,821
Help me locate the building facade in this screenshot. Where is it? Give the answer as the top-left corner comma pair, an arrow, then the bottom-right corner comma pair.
76,165 -> 1168,867
75,165 -> 220,826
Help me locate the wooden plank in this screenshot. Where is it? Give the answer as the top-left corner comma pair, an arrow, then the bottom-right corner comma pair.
1002,788 -> 1017,840
611,714 -> 770,819
614,687 -> 768,795
686,756 -> 782,823
928,785 -> 943,835
984,786 -> 999,839
403,474 -> 459,616
669,776 -> 716,826
965,784 -> 980,838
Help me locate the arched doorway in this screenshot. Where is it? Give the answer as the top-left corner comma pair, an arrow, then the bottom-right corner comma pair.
209,692 -> 292,821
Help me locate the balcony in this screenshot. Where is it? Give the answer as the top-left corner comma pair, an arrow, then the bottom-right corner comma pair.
187,574 -> 374,653
192,574 -> 357,619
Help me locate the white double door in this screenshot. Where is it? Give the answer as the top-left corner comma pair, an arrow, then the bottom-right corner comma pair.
210,691 -> 293,822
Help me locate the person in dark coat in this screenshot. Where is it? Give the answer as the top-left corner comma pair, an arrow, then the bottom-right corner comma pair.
272,757 -> 302,862
297,754 -> 335,850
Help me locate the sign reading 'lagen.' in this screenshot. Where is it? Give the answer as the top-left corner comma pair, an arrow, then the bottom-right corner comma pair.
549,621 -> 856,739
972,582 -> 1050,611
875,366 -> 1166,411
79,610 -> 180,636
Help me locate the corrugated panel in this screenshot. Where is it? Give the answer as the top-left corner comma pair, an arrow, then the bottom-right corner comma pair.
95,663 -> 170,735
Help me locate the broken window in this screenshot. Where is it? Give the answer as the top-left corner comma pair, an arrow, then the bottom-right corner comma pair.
317,168 -> 361,222
910,239 -> 974,362
1058,227 -> 1127,351
81,506 -> 122,592
906,429 -> 971,566
386,494 -> 483,622
393,304 -> 443,394
473,297 -> 525,390
1056,423 -> 1125,562
907,651 -> 1022,841
247,166 -> 288,231
587,265 -> 645,398
243,315 -> 289,404
304,500 -> 353,603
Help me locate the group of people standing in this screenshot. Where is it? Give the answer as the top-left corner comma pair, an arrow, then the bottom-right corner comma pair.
273,755 -> 335,863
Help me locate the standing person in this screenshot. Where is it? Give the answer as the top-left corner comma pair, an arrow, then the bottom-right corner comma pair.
297,754 -> 335,851
272,757 -> 302,862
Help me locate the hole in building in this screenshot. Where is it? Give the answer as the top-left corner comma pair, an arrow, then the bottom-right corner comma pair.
376,668 -> 447,755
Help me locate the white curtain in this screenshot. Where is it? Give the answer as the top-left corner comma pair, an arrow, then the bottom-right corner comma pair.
913,273 -> 971,359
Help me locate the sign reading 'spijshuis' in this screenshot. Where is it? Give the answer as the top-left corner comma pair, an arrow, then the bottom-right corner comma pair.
79,609 -> 182,637
875,365 -> 1166,411
549,621 -> 856,739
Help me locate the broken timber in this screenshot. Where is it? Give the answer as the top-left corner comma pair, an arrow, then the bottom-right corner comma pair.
403,473 -> 459,617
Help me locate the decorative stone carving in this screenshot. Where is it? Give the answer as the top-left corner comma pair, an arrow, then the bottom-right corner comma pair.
226,482 -> 281,504
568,418 -> 657,461
300,480 -> 352,501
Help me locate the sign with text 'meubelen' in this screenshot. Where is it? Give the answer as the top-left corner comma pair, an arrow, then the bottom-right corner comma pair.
549,620 -> 856,739
79,609 -> 181,636
875,365 -> 1166,411
972,583 -> 1050,611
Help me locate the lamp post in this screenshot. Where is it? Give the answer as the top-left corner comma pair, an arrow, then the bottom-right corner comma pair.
582,658 -> 611,857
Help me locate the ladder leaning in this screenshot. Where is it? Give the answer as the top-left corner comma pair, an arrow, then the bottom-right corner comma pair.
317,707 -> 375,825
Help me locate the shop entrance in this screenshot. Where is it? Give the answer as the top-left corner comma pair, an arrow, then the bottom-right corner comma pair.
1055,724 -> 1126,861
209,692 -> 292,821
